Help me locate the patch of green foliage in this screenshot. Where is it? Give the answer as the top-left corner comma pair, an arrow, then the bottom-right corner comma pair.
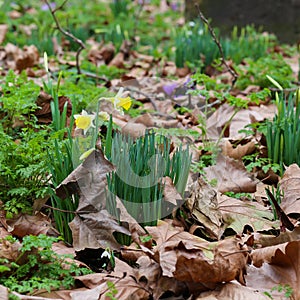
264,89 -> 300,174
243,153 -> 281,174
0,234 -> 92,295
0,71 -> 53,218
223,191 -> 253,199
0,128 -> 50,218
174,22 -> 275,70
235,54 -> 294,90
0,70 -> 40,135
264,284 -> 293,299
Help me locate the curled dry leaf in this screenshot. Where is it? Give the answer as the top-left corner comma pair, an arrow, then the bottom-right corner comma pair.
146,221 -> 249,285
137,255 -> 189,299
72,258 -> 150,300
222,139 -> 256,160
205,154 -> 257,193
254,226 -> 300,248
6,212 -> 60,238
56,149 -> 114,205
186,177 -> 223,240
246,241 -> 300,300
279,163 -> 300,215
35,91 -> 72,124
69,210 -> 130,251
218,194 -> 278,233
197,282 -> 269,300
0,238 -> 22,262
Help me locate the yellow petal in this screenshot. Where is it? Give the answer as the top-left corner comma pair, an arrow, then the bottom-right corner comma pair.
117,96 -> 132,110
75,116 -> 92,130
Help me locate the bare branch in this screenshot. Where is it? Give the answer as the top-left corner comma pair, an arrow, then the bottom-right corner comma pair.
44,0 -> 85,80
195,3 -> 238,88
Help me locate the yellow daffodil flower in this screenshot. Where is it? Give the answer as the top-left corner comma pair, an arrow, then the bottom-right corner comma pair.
113,87 -> 132,111
99,88 -> 132,115
74,110 -> 95,134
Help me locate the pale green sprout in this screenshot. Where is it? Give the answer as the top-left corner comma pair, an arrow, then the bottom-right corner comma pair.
43,51 -> 49,73
266,75 -> 283,91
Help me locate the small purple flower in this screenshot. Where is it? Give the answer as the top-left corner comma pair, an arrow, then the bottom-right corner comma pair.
170,2 -> 178,11
163,83 -> 178,96
41,2 -> 56,11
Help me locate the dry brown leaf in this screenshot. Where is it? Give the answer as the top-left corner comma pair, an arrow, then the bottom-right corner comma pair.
35,92 -> 72,124
69,210 -> 130,251
197,282 -> 269,300
137,255 -> 189,299
109,52 -> 125,68
206,104 -> 235,140
279,163 -> 300,215
218,194 -> 278,233
121,121 -> 147,138
251,242 -> 287,267
6,213 -> 59,238
222,139 -> 256,160
146,221 -> 249,285
73,257 -> 150,300
205,154 -> 257,193
0,238 -> 22,261
254,226 -> 300,248
246,241 -> 300,300
186,177 -> 223,240
56,149 -> 113,206
246,265 -> 290,300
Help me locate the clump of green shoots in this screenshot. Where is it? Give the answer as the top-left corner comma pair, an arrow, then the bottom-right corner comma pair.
105,127 -> 191,233
265,79 -> 300,174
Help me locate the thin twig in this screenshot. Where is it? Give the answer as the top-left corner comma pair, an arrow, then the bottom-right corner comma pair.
43,204 -> 77,214
44,0 -> 85,81
195,4 -> 238,88
132,0 -> 145,43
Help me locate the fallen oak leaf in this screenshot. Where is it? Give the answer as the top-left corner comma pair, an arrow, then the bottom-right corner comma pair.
146,221 -> 249,285
69,210 -> 130,251
6,212 -> 60,238
279,164 -> 300,216
204,154 -> 256,193
246,241 -> 300,300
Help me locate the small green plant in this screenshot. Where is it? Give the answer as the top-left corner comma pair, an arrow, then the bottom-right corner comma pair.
0,234 -> 92,295
264,284 -> 293,299
243,153 -> 281,174
0,127 -> 51,218
223,192 -> 253,199
43,54 -> 69,134
235,54 -> 294,90
0,70 -> 40,135
105,281 -> 118,300
105,129 -> 191,235
265,87 -> 300,174
47,132 -> 81,244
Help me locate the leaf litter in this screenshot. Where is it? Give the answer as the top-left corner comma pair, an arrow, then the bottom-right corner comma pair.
1,1 -> 300,299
